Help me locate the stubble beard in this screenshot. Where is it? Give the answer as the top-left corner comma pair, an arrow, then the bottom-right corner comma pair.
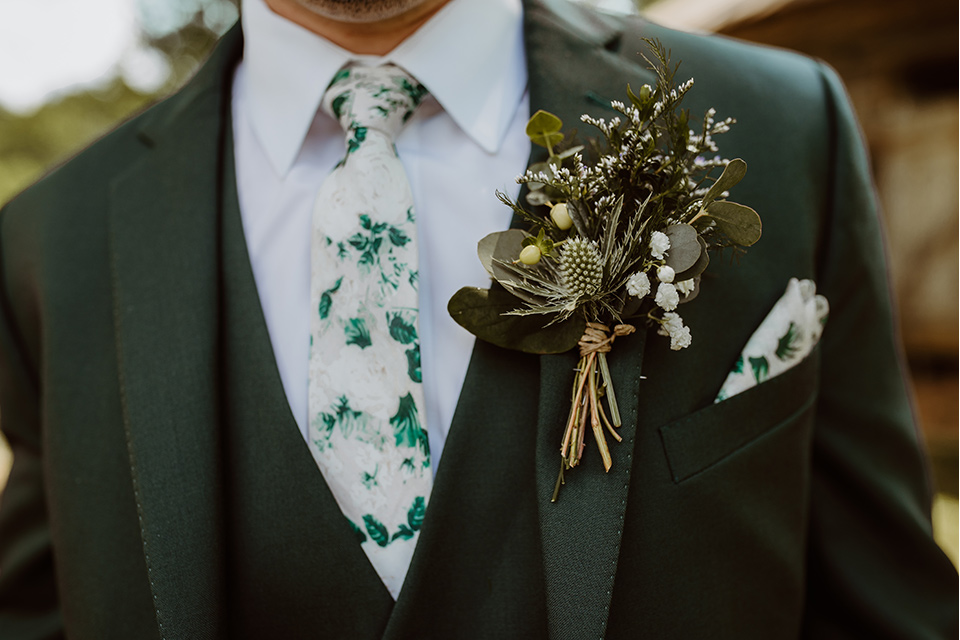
290,0 -> 435,22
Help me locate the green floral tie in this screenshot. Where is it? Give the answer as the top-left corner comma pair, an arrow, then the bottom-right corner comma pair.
308,64 -> 431,599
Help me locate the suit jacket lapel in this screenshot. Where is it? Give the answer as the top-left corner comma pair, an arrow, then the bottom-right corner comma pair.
108,27 -> 242,639
106,8 -> 660,638
522,2 -> 656,638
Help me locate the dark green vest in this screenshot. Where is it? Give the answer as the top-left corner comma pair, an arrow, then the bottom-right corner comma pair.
219,140 -> 549,638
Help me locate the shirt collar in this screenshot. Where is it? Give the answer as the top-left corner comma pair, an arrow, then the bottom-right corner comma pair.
241,0 -> 526,176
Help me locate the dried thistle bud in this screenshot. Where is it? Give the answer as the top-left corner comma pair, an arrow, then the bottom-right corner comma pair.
550,203 -> 573,230
560,237 -> 603,297
519,245 -> 542,265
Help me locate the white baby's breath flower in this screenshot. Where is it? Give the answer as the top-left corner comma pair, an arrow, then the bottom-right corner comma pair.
657,265 -> 675,283
657,312 -> 692,350
676,279 -> 695,295
650,231 -> 670,260
625,271 -> 651,298
655,282 -> 679,311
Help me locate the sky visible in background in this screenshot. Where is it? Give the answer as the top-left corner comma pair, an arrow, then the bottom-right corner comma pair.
0,0 -> 238,114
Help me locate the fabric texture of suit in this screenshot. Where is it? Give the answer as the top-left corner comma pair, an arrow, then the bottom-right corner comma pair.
0,0 -> 955,638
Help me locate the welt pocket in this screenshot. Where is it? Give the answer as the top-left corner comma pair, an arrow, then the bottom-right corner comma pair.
658,347 -> 820,484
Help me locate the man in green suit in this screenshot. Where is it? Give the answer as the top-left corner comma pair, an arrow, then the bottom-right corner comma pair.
0,0 -> 955,637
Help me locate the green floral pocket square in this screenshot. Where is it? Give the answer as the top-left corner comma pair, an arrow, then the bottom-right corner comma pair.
716,278 -> 828,403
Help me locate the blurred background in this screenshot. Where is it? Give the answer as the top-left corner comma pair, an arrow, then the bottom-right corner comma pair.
0,0 -> 956,563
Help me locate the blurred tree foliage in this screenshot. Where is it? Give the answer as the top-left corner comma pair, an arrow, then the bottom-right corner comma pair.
0,0 -> 238,207
0,80 -> 152,205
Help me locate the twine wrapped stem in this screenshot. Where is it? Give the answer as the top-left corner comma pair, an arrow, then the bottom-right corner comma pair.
553,321 -> 635,502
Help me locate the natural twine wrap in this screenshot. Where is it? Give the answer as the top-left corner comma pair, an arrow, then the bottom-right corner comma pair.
578,322 -> 636,357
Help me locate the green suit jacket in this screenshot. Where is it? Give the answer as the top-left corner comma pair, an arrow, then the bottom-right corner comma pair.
0,0 -> 955,638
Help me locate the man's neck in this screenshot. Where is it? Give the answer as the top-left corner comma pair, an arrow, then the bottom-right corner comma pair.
262,0 -> 452,55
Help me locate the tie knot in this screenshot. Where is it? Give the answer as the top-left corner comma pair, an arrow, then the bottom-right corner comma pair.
322,64 -> 428,142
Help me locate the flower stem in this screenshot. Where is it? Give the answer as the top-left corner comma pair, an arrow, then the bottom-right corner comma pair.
589,357 -> 613,471
597,351 -> 621,427
576,393 -> 588,462
562,354 -> 591,462
551,464 -> 565,503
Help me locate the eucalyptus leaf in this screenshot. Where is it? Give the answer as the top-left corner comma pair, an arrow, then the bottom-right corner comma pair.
526,190 -> 551,207
482,229 -> 552,306
477,229 -> 526,278
526,110 -> 564,149
535,131 -> 563,150
478,232 -> 500,278
663,223 -> 701,273
701,158 -> 747,206
542,185 -> 566,202
675,236 -> 709,281
704,200 -> 762,246
448,287 -> 585,354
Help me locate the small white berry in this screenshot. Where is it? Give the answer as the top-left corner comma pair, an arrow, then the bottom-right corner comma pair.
519,245 -> 542,265
550,203 -> 573,230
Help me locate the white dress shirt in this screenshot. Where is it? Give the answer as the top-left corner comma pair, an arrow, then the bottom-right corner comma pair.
232,0 -> 530,468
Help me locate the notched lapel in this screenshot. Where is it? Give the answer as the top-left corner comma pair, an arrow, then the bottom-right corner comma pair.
108,26 -> 241,640
524,0 -> 656,163
523,2 -> 657,637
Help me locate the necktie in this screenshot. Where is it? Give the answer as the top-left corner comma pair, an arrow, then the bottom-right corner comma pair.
307,64 -> 431,599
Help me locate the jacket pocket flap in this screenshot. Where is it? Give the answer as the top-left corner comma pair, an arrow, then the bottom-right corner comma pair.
659,348 -> 819,484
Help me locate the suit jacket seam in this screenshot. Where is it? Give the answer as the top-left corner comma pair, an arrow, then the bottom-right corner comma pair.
107,196 -> 167,640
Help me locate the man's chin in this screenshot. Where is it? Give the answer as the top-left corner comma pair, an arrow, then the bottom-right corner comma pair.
288,0 -> 436,23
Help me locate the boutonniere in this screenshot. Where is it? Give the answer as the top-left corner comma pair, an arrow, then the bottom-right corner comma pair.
448,41 -> 762,501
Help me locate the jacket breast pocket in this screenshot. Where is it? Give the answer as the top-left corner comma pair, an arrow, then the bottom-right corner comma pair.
658,347 -> 820,484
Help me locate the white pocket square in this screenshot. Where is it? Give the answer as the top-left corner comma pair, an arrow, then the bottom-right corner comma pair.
715,278 -> 828,403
